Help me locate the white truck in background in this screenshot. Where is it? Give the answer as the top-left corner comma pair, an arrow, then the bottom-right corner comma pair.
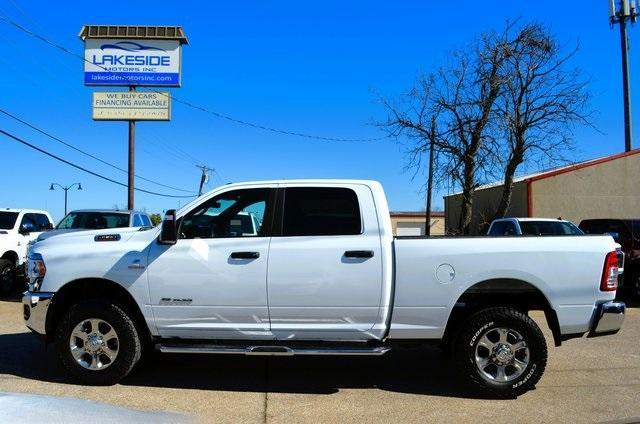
0,208 -> 53,295
23,180 -> 625,397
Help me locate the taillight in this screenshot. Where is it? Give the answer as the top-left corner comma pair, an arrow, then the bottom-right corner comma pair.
600,251 -> 619,292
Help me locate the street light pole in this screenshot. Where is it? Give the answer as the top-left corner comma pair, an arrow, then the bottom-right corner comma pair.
610,0 -> 639,152
49,183 -> 82,216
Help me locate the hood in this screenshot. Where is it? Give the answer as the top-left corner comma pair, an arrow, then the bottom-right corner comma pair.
37,228 -> 82,242
34,227 -> 155,249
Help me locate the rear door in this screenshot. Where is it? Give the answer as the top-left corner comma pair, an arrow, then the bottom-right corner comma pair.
266,184 -> 383,340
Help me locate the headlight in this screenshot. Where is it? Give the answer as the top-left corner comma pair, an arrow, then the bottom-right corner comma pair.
27,253 -> 46,291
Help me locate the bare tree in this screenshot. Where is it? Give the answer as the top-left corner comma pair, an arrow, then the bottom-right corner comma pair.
381,29 -> 511,234
493,23 -> 592,219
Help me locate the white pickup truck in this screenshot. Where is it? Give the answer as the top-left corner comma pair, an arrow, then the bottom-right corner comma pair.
23,180 -> 625,397
0,208 -> 53,295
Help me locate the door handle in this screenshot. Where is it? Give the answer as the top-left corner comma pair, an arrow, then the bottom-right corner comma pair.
344,250 -> 374,258
230,251 -> 260,259
128,259 -> 145,270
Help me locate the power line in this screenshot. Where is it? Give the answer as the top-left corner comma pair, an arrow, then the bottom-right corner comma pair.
0,14 -> 389,143
0,128 -> 196,199
0,108 -> 197,194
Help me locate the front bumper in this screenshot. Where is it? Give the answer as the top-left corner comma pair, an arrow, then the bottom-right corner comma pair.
22,291 -> 54,336
588,301 -> 625,337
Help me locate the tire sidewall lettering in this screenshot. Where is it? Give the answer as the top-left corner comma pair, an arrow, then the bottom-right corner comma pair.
513,363 -> 537,388
469,321 -> 494,347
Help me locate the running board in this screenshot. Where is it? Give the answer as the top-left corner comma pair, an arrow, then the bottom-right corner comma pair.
157,344 -> 391,357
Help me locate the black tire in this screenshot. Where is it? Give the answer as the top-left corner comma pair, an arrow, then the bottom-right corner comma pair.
0,259 -> 15,297
625,273 -> 640,301
54,300 -> 142,385
452,307 -> 547,398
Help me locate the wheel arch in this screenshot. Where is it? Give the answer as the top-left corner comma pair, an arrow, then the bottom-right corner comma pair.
443,278 -> 563,347
1,250 -> 19,264
45,278 -> 151,346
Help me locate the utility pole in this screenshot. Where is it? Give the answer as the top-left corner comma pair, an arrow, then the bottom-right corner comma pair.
128,86 -> 136,210
424,117 -> 436,236
50,183 -> 82,216
610,0 -> 639,152
196,165 -> 212,196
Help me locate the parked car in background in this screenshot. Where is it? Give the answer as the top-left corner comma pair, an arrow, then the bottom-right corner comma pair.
487,218 -> 584,236
579,219 -> 640,299
0,208 -> 53,295
36,209 -> 152,243
24,180 -> 625,397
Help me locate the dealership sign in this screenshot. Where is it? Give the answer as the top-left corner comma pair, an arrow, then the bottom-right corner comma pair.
92,91 -> 171,121
84,39 -> 182,87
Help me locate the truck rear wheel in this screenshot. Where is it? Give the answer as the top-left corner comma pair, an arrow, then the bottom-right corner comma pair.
0,259 -> 15,297
54,300 -> 142,385
453,307 -> 547,398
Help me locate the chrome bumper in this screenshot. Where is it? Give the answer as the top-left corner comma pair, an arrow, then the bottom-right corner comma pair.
588,301 -> 625,337
22,291 -> 54,336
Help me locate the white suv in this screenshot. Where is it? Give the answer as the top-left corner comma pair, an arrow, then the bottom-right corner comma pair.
0,208 -> 53,295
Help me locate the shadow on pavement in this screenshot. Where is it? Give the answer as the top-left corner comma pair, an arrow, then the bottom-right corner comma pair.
0,331 -> 487,399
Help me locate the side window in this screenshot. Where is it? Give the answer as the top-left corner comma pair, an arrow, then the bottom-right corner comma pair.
141,215 -> 151,227
504,222 -> 518,235
20,214 -> 37,232
488,222 -> 505,235
489,221 -> 517,236
180,188 -> 272,239
607,221 -> 631,240
282,187 -> 362,236
132,214 -> 143,227
34,214 -> 51,230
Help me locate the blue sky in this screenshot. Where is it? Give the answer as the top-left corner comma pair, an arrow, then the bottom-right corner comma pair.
0,0 -> 637,222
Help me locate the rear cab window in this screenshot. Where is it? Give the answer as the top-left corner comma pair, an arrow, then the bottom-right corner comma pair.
580,220 -> 629,238
520,221 -> 583,236
0,212 -> 19,230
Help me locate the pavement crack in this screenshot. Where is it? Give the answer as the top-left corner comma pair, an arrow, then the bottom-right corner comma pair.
262,358 -> 269,424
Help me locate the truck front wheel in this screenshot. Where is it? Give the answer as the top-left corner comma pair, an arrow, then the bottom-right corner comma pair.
54,300 -> 142,385
0,259 -> 15,297
453,307 -> 547,398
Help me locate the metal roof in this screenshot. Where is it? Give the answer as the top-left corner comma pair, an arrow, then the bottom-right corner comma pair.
445,148 -> 640,197
390,211 -> 445,217
79,25 -> 188,44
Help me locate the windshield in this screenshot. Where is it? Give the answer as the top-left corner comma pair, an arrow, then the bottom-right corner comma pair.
519,221 -> 584,236
56,212 -> 130,230
0,212 -> 19,230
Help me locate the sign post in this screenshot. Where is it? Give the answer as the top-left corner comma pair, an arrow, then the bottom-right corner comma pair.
128,86 -> 135,210
79,25 -> 188,209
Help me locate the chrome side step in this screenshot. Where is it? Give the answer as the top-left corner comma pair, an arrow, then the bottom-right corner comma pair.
158,344 -> 391,357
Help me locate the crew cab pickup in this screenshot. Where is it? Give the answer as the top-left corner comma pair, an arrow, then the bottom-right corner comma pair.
23,180 -> 625,397
0,208 -> 53,295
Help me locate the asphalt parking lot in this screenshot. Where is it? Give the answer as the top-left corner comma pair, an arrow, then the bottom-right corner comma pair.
0,298 -> 638,424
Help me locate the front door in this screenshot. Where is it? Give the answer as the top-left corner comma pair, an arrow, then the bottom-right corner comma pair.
147,186 -> 276,339
18,213 -> 48,262
267,185 -> 383,340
